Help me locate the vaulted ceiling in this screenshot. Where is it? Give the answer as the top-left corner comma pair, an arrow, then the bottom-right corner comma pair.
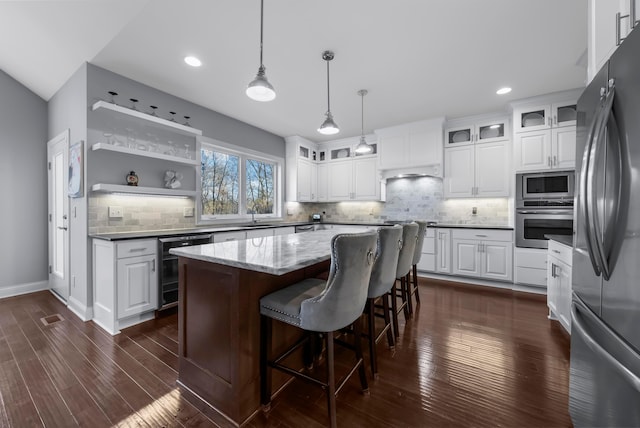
0,0 -> 587,141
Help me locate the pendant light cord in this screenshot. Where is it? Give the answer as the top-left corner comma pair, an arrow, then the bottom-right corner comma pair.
326,59 -> 331,113
361,92 -> 364,136
259,0 -> 264,68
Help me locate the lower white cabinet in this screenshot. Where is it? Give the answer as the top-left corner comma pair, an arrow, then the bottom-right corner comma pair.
514,247 -> 548,287
451,229 -> 513,282
93,238 -> 158,335
435,229 -> 452,274
547,240 -> 572,333
417,228 -> 436,271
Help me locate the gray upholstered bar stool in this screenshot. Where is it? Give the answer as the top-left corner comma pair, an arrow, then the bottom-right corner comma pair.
392,222 -> 419,339
408,220 -> 428,316
364,225 -> 403,379
259,231 -> 377,428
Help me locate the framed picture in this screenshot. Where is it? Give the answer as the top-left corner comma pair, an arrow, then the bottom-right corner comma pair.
68,140 -> 83,198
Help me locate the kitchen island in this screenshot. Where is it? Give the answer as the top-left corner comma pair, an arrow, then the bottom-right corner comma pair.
170,228 -> 368,426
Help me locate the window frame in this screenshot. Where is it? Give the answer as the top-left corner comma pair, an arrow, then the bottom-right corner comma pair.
197,136 -> 283,225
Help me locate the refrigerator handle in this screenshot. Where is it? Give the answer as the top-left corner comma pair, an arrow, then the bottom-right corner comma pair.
589,80 -> 616,280
571,299 -> 640,393
580,87 -> 608,277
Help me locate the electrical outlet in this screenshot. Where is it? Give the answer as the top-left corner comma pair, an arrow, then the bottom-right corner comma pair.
472,207 -> 478,215
108,206 -> 123,218
183,207 -> 194,217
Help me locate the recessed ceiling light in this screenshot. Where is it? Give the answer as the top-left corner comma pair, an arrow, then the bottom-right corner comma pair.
496,87 -> 512,95
184,56 -> 202,67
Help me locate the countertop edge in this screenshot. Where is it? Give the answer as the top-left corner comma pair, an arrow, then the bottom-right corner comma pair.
544,234 -> 574,247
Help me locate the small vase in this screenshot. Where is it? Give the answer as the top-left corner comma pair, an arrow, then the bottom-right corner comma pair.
126,171 -> 139,186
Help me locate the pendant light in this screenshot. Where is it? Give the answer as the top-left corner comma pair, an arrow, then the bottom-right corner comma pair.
354,89 -> 373,154
318,50 -> 339,135
246,0 -> 276,102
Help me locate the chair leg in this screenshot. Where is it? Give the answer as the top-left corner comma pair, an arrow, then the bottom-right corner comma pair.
366,299 -> 378,379
352,316 -> 369,392
412,264 -> 421,306
260,314 -> 272,411
401,276 -> 411,320
382,293 -> 395,350
390,284 -> 400,340
326,331 -> 337,428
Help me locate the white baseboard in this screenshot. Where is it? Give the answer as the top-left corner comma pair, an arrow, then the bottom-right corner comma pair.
0,280 -> 49,299
67,295 -> 94,321
417,271 -> 547,295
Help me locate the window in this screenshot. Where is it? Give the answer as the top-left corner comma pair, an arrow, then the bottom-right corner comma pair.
198,137 -> 282,223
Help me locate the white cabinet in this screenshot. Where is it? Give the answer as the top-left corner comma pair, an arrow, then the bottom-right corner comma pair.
451,229 -> 513,282
375,118 -> 445,177
588,0 -> 637,83
547,239 -> 573,333
444,141 -> 510,198
514,247 -> 548,288
445,117 -> 509,147
512,97 -> 578,172
93,238 -> 158,335
327,156 -> 380,201
285,136 -> 318,202
417,228 -> 436,272
435,229 -> 452,274
316,163 -> 328,202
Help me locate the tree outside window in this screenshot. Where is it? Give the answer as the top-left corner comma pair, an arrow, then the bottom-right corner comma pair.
201,148 -> 239,216
246,159 -> 274,215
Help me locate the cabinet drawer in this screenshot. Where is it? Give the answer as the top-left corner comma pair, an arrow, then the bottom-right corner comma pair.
451,229 -> 513,242
515,247 -> 547,269
515,266 -> 547,287
117,239 -> 157,258
548,240 -> 572,266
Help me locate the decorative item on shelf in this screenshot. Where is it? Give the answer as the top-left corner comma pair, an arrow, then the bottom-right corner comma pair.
355,89 -> 373,154
108,91 -> 118,104
318,50 -> 339,135
164,170 -> 183,189
103,132 -> 114,145
184,144 -> 192,159
126,171 -> 139,186
165,141 -> 176,156
129,98 -> 139,111
125,128 -> 137,149
68,140 -> 84,198
168,111 -> 177,122
148,105 -> 158,116
183,116 -> 191,126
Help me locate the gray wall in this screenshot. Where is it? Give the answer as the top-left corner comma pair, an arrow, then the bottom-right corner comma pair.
0,70 -> 48,294
48,63 -> 89,315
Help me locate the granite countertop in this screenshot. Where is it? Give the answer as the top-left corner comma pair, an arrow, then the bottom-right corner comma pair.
169,227 -> 370,275
545,234 -> 574,247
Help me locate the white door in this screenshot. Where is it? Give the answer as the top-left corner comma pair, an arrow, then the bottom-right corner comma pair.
316,163 -> 328,202
117,255 -> 157,319
475,142 -> 509,197
552,127 -> 577,169
514,130 -> 551,172
352,157 -> 379,200
453,238 -> 481,277
47,130 -> 70,301
444,146 -> 474,198
436,229 -> 452,274
481,241 -> 513,281
296,159 -> 313,201
327,160 -> 353,200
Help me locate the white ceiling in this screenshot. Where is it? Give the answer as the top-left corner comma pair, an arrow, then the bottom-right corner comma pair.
0,0 -> 587,142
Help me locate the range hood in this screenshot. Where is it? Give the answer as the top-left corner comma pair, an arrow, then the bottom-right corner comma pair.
379,164 -> 442,181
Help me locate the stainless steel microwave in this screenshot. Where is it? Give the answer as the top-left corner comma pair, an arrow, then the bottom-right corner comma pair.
516,171 -> 575,203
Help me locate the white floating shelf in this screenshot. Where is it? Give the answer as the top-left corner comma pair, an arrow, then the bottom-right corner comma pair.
91,142 -> 199,166
91,100 -> 203,137
91,183 -> 197,197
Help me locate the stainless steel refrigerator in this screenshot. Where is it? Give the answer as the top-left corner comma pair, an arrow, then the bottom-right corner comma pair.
570,25 -> 640,427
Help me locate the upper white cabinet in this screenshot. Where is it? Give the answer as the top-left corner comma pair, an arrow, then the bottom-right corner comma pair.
444,119 -> 510,199
588,0 -> 638,83
285,136 -> 318,202
511,93 -> 580,172
445,117 -> 509,147
375,118 -> 445,177
327,154 -> 380,201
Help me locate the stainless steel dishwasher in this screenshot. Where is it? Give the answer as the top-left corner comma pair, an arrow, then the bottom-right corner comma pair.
158,234 -> 212,310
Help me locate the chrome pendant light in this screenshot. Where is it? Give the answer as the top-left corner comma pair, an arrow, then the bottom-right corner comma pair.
354,89 -> 373,154
318,50 -> 339,135
246,0 -> 276,102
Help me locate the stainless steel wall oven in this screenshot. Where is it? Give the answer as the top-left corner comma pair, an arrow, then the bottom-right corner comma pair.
158,234 -> 212,310
515,171 -> 575,249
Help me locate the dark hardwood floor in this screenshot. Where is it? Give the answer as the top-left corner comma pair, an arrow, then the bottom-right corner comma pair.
0,278 -> 572,427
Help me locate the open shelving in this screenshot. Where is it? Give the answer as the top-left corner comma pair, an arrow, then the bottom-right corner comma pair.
91,142 -> 199,166
91,100 -> 203,137
91,183 -> 197,197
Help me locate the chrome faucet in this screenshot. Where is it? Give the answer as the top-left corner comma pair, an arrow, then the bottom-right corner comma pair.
251,210 -> 256,224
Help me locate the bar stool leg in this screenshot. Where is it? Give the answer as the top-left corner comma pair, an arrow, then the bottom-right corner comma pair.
326,331 -> 337,428
353,316 -> 369,392
390,284 -> 400,340
366,299 -> 378,378
260,314 -> 272,411
382,294 -> 395,349
401,276 -> 411,320
412,264 -> 421,306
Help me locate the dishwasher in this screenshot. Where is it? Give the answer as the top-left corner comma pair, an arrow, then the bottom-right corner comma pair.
158,234 -> 212,310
